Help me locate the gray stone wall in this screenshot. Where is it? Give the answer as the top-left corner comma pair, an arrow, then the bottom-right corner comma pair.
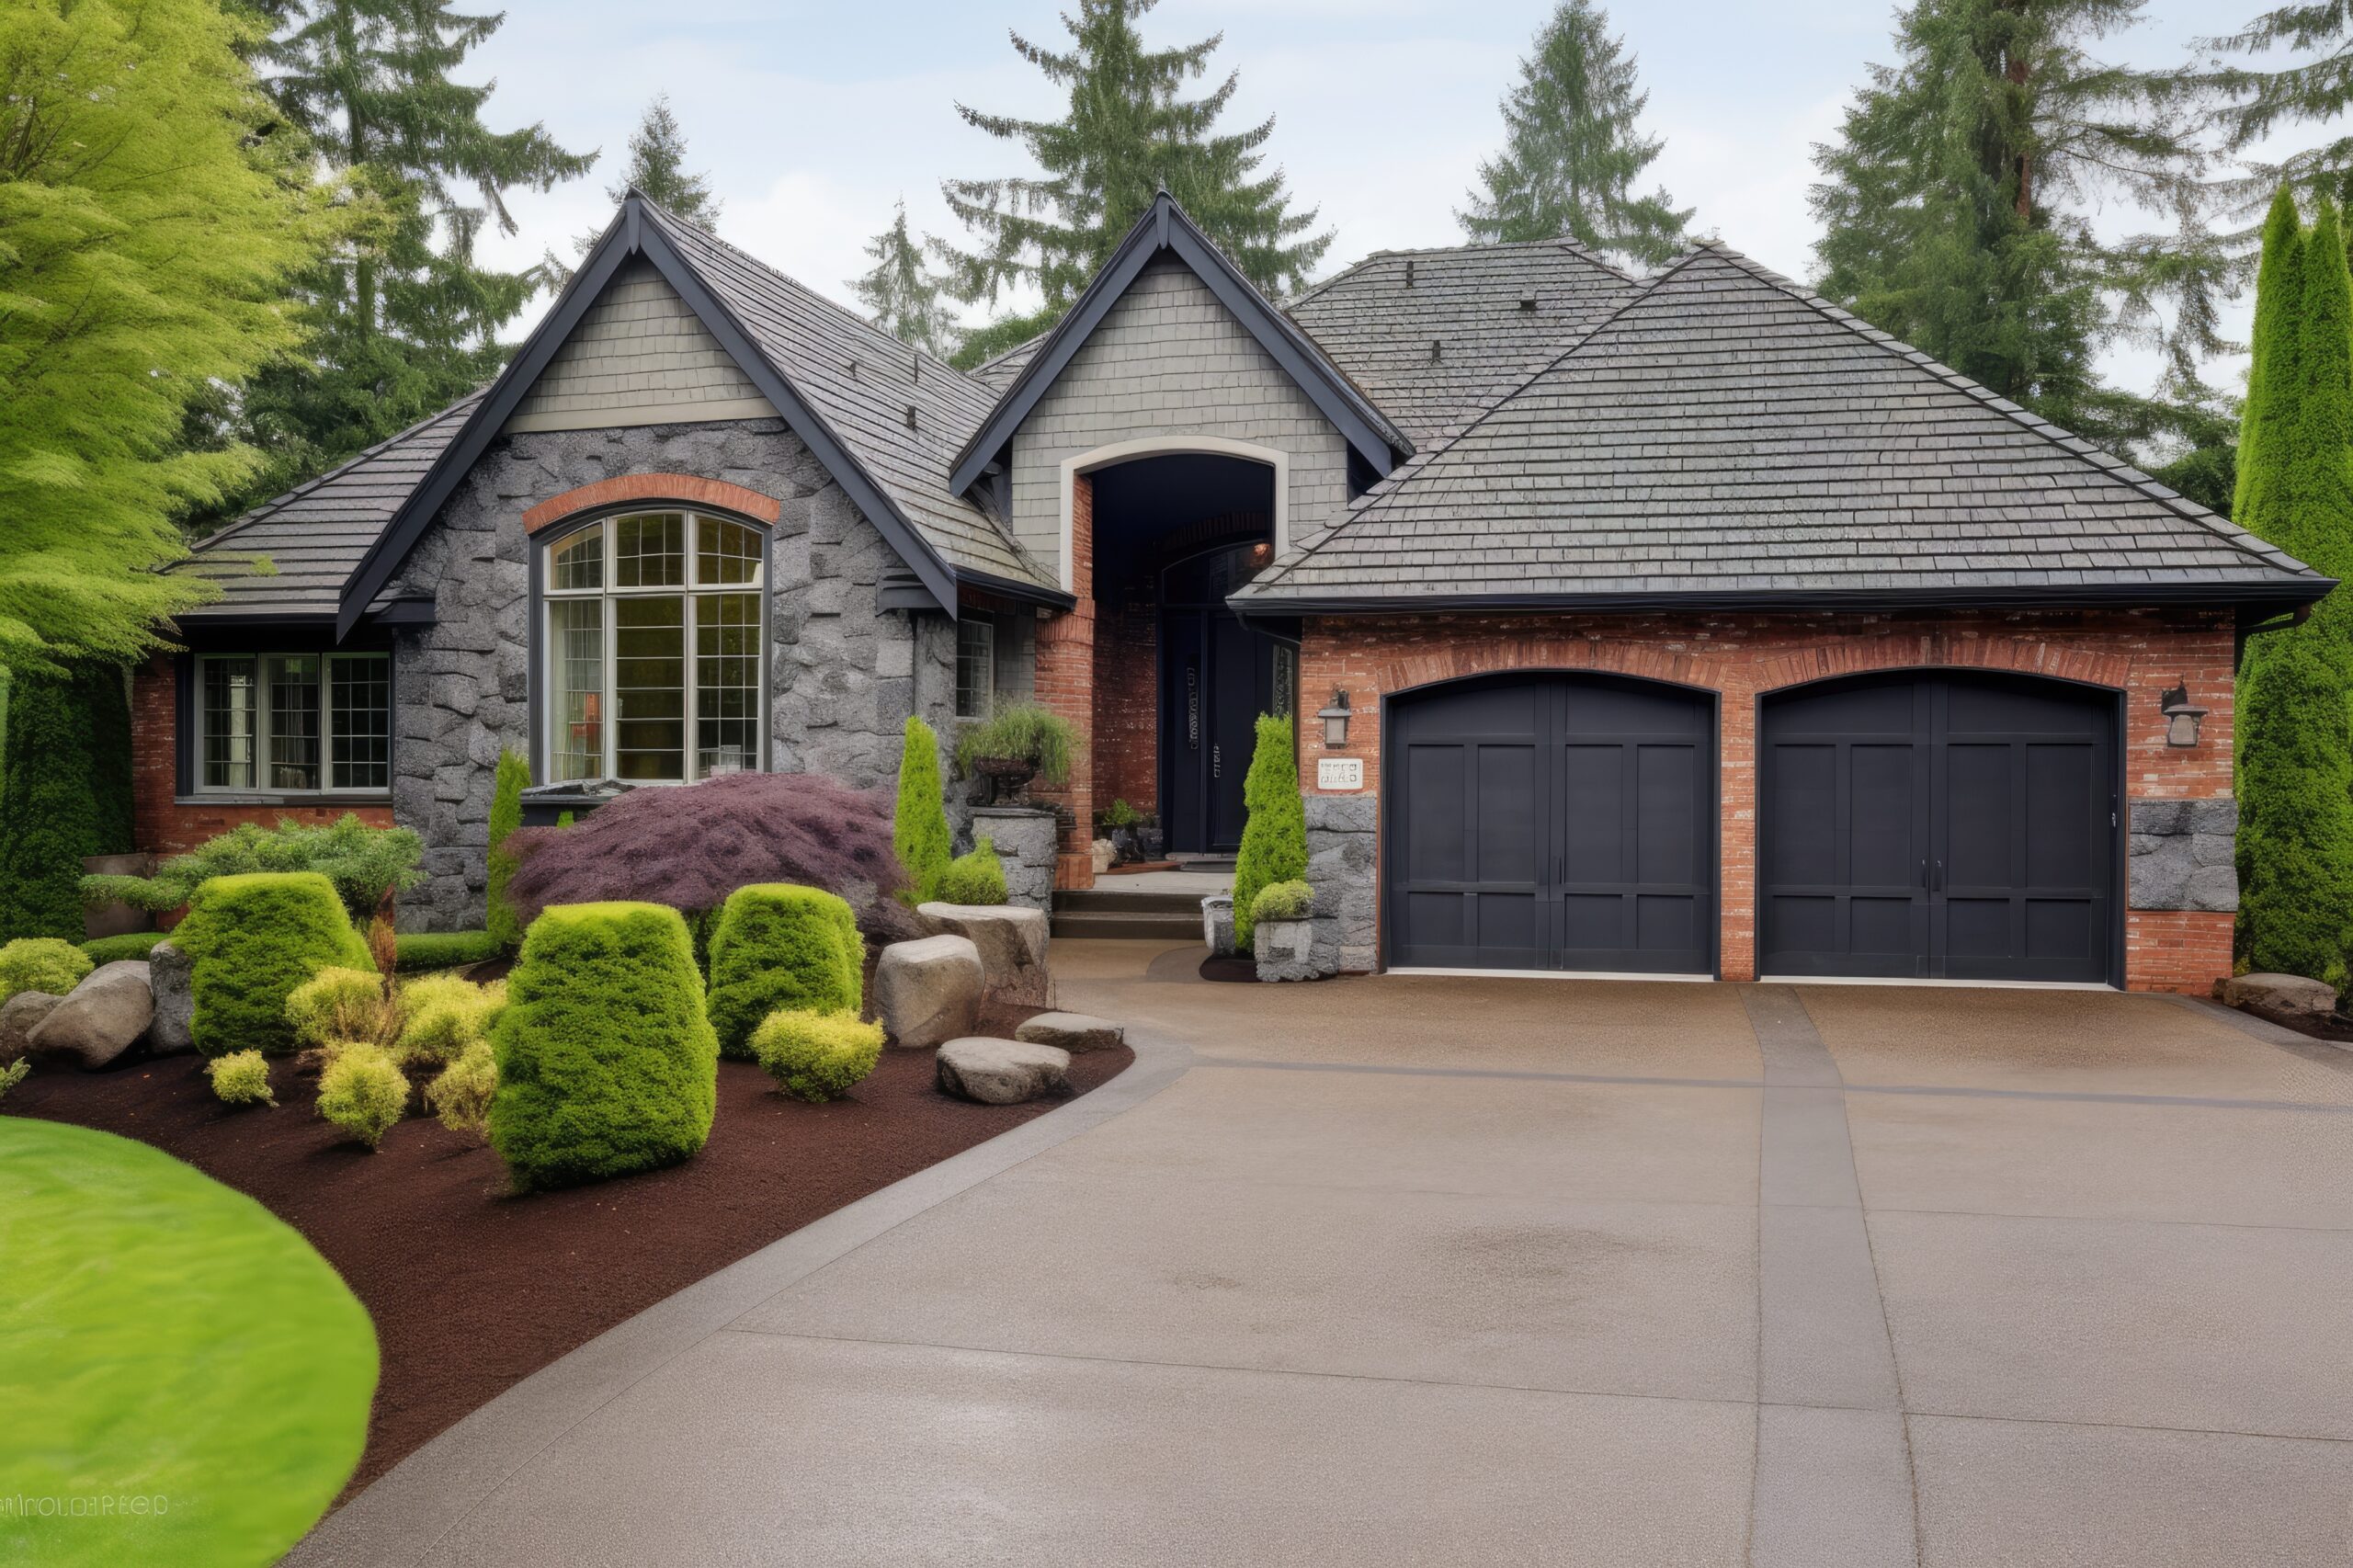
2128,796 -> 2238,913
970,806 -> 1056,913
389,416 -> 954,930
1305,793 -> 1379,973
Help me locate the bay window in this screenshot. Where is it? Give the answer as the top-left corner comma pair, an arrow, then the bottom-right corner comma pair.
541,510 -> 766,784
196,653 -> 391,794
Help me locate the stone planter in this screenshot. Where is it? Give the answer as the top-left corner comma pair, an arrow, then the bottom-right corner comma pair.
970,756 -> 1037,806
971,806 -> 1056,913
1255,918 -> 1319,983
1202,894 -> 1237,957
80,853 -> 154,941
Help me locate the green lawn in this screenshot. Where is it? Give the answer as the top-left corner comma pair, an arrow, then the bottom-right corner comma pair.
0,1119 -> 377,1567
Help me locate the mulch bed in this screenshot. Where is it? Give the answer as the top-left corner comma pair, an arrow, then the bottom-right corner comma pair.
10,1034 -> 1131,1494
2232,1004 -> 2353,1043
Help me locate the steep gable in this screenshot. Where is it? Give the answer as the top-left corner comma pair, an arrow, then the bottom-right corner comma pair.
504,258 -> 774,433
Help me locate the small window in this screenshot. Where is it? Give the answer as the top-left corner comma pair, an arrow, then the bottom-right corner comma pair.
1272,642 -> 1298,722
196,653 -> 391,796
956,615 -> 995,720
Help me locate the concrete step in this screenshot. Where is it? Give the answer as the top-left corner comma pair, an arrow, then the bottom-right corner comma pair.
1051,908 -> 1205,941
1058,887 -> 1203,915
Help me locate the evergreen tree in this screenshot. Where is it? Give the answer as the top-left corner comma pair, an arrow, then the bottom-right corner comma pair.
1459,0 -> 1691,267
1810,0 -> 2229,458
0,665 -> 133,942
938,0 -> 1331,356
569,94 -> 722,264
486,748 -> 529,950
0,0 -> 329,669
1230,714 -> 1306,955
2235,196 -> 2353,984
2197,4 -> 2353,212
851,202 -> 963,358
893,717 -> 953,903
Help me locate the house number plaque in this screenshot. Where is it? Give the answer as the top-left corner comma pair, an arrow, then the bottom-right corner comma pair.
1317,757 -> 1364,790
1186,668 -> 1199,749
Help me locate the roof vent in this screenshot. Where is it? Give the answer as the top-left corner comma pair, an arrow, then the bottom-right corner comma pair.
1518,293 -> 1538,312
1404,258 -> 1416,288
1429,338 -> 1442,362
847,358 -> 859,380
905,404 -> 919,431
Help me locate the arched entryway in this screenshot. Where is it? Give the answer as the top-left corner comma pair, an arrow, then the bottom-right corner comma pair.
1756,668 -> 2121,984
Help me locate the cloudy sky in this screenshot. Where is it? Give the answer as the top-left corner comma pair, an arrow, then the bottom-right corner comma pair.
468,0 -> 2256,397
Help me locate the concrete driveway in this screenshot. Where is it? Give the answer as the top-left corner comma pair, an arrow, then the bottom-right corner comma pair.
295,944 -> 2353,1568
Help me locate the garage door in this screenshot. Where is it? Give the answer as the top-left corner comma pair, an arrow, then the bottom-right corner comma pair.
1383,674 -> 1715,974
1757,671 -> 2118,984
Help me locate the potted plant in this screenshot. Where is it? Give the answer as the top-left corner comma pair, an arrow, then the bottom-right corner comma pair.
1249,880 -> 1318,982
1100,798 -> 1145,862
1137,810 -> 1165,862
953,702 -> 1081,805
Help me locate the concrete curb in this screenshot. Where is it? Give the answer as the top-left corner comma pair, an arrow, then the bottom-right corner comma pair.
2161,990 -> 2353,1067
285,1027 -> 1194,1568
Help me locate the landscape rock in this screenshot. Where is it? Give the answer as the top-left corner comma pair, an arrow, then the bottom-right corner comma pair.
873,936 -> 984,1050
28,960 -> 155,1070
145,940 -> 195,1056
0,992 -> 64,1065
2216,971 -> 2337,1026
935,1037 -> 1071,1105
1089,838 -> 1116,875
917,902 -> 1055,1008
1014,1011 -> 1124,1053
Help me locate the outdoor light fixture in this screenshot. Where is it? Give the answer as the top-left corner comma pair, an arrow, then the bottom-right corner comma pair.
1317,689 -> 1352,747
2158,681 -> 2208,748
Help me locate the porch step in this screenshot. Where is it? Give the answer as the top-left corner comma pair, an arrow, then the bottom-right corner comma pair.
1057,888 -> 1202,915
1051,908 -> 1206,941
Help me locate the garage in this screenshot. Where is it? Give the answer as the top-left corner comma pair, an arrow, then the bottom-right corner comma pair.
1381,673 -> 1715,974
1756,671 -> 2120,984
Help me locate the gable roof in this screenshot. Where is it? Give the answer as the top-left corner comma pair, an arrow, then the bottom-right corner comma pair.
948,193 -> 1413,495
1235,244 -> 2328,614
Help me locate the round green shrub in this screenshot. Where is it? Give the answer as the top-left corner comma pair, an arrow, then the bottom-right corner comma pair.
316,1044 -> 408,1150
425,1042 -> 497,1137
172,872 -> 374,1058
207,1051 -> 277,1108
285,967 -> 386,1050
0,937 -> 94,1003
393,975 -> 505,1068
749,1007 -> 884,1103
1248,879 -> 1314,924
937,838 -> 1008,905
488,902 -> 719,1191
81,931 -> 166,964
704,883 -> 863,1058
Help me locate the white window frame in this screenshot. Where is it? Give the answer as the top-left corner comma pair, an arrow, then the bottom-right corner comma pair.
540,509 -> 768,787
192,652 -> 392,797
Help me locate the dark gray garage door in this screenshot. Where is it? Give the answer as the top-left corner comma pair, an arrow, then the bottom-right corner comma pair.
1383,674 -> 1714,973
1757,671 -> 2119,984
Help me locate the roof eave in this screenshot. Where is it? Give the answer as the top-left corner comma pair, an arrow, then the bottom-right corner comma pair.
1229,578 -> 2339,619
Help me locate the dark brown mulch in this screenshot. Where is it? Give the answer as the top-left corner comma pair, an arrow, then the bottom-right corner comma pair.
10,1038 -> 1131,1494
2232,1004 -> 2353,1043
1199,954 -> 1259,983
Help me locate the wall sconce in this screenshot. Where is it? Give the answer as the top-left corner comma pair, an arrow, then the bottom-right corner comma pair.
1317,689 -> 1352,748
2159,680 -> 2208,748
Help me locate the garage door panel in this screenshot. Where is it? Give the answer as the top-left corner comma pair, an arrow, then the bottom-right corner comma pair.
1849,897 -> 1924,958
1561,893 -> 1626,952
1473,744 -> 1538,883
1944,744 -> 2014,888
1559,745 -> 1623,883
1635,744 -> 1697,885
1767,744 -> 1838,884
2025,744 -> 2094,884
1634,894 -> 1698,955
1850,744 -> 1920,887
1404,745 -> 1468,882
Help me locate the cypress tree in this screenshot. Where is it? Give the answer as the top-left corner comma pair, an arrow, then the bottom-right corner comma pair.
0,665 -> 133,941
893,716 -> 953,903
486,749 -> 529,950
2236,197 -> 2353,983
1231,714 -> 1306,955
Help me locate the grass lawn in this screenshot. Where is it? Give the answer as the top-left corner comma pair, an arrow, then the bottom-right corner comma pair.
0,1118 -> 376,1567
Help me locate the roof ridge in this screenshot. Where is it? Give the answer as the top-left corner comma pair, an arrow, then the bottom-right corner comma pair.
1285,234 -> 1644,312
194,390 -> 487,553
1685,242 -> 2314,580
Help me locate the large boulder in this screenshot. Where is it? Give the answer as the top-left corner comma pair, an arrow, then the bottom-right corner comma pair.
1014,1011 -> 1124,1053
0,992 -> 63,1065
28,960 -> 154,1071
2216,971 -> 2337,1026
917,902 -> 1055,1008
874,936 -> 984,1050
936,1037 -> 1071,1105
145,940 -> 195,1057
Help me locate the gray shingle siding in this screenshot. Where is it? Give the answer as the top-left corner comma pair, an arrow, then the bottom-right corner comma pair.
505,258 -> 774,431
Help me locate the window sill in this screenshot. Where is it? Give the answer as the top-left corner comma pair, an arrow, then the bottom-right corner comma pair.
174,794 -> 393,809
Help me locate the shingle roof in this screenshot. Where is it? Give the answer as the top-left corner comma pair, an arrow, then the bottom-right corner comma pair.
178,395 -> 484,617
1237,244 -> 2325,610
965,336 -> 1043,393
1283,239 -> 1644,441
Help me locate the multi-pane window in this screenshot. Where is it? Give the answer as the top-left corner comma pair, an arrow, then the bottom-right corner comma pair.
955,615 -> 995,721
542,511 -> 766,784
197,653 -> 391,794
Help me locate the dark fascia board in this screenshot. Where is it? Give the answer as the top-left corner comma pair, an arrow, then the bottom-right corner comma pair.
1228,577 -> 2340,619
336,196 -> 959,638
948,194 -> 1411,496
959,568 -> 1077,612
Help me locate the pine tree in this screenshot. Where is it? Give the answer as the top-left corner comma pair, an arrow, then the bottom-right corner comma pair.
1230,714 -> 1306,955
570,95 -> 721,263
850,202 -> 963,358
0,0 -> 329,669
1810,0 -> 2229,458
938,0 -> 1331,361
2235,196 -> 2353,984
2197,4 -> 2353,213
893,717 -> 953,903
0,665 -> 133,942
1458,0 -> 1691,267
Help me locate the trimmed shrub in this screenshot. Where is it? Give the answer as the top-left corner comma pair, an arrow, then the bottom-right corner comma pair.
894,716 -> 954,903
286,967 -> 388,1050
392,929 -> 503,972
486,750 -> 529,950
488,902 -> 718,1190
0,937 -> 94,1003
207,1051 -> 277,1108
317,1044 -> 408,1150
750,1007 -> 884,1103
80,931 -> 165,964
1231,714 -> 1307,954
393,974 -> 505,1068
704,883 -> 863,1058
0,1059 -> 27,1102
0,662 -> 132,942
937,838 -> 1008,905
425,1042 -> 497,1137
1249,879 -> 1314,924
82,814 -> 423,926
173,872 -> 374,1057
952,700 -> 1081,786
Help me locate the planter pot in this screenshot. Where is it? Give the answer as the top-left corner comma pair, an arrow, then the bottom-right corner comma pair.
1201,894 -> 1237,957
80,853 -> 155,941
1255,918 -> 1320,983
1108,825 -> 1143,863
1138,825 -> 1165,860
970,756 -> 1038,806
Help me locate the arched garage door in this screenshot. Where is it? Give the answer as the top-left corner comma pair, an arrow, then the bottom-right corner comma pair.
1382,674 -> 1715,974
1757,671 -> 2120,984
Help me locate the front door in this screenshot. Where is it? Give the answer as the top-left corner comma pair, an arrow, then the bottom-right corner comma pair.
1159,543 -> 1293,856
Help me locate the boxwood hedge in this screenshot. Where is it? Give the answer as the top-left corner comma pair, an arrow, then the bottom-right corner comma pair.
171,873 -> 374,1057
704,883 -> 862,1058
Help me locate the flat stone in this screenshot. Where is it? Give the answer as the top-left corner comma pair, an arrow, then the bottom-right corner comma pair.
0,992 -> 63,1065
28,960 -> 154,1070
146,940 -> 195,1056
2215,972 -> 2337,1024
874,936 -> 983,1051
1014,1012 -> 1124,1053
935,1037 -> 1070,1105
917,903 -> 1054,1008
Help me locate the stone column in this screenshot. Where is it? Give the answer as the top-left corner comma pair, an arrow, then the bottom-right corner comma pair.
972,806 -> 1058,915
1305,793 -> 1378,974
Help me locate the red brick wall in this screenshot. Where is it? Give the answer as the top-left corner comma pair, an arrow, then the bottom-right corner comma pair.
1030,474 -> 1097,889
1298,608 -> 2237,994
1092,580 -> 1159,822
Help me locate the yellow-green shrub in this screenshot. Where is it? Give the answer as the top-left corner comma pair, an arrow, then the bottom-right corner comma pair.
425,1043 -> 497,1137
317,1044 -> 408,1149
749,1007 -> 885,1103
286,967 -> 388,1049
207,1051 -> 276,1108
0,937 -> 92,1003
174,872 -> 374,1056
0,1060 -> 28,1102
704,883 -> 862,1058
393,974 -> 505,1068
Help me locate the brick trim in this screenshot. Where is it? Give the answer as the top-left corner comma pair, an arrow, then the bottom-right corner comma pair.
520,473 -> 782,534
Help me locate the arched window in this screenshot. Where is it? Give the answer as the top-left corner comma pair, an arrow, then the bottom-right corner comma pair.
540,510 -> 765,784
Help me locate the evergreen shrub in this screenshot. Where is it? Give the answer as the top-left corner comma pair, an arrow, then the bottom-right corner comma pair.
317,1044 -> 408,1149
0,663 -> 131,942
80,932 -> 165,964
937,838 -> 1008,905
173,872 -> 374,1057
704,883 -> 863,1058
749,1007 -> 884,1102
893,716 -> 953,902
207,1051 -> 276,1108
486,750 -> 529,950
0,937 -> 93,1003
1231,715 -> 1306,953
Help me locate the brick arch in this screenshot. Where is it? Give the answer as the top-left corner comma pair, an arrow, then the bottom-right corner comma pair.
1746,633 -> 2131,696
1366,635 -> 1711,703
520,472 -> 782,535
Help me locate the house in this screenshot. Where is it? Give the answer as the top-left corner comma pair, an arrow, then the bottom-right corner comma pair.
137,190 -> 2332,993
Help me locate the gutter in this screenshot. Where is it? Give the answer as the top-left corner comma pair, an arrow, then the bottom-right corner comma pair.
1229,579 -> 2339,621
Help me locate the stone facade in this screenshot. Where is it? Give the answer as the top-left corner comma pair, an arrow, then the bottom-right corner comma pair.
1304,794 -> 1378,974
2127,797 -> 2239,914
970,807 -> 1056,914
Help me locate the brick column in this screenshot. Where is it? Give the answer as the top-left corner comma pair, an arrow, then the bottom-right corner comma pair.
1031,472 -> 1097,889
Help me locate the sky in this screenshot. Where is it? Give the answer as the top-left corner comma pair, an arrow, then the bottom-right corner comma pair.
467,0 -> 2258,400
